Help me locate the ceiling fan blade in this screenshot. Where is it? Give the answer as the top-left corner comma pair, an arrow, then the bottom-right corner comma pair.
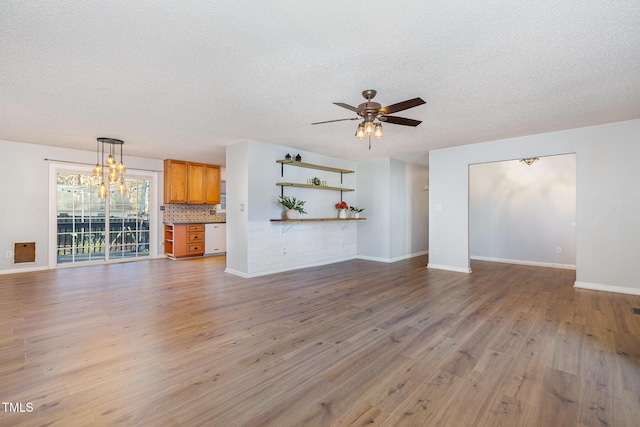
380,116 -> 422,127
311,117 -> 360,125
379,97 -> 426,115
333,102 -> 360,113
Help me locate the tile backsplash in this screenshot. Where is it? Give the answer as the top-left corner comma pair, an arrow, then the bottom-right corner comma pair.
163,204 -> 226,223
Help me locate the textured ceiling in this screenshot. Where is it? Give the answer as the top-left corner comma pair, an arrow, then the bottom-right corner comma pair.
1,1 -> 639,167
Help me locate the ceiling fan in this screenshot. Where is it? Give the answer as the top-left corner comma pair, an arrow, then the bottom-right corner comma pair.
311,89 -> 426,149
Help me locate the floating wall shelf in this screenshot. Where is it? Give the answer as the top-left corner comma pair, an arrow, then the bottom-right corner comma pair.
276,182 -> 355,192
270,218 -> 366,222
276,159 -> 354,176
276,159 -> 356,198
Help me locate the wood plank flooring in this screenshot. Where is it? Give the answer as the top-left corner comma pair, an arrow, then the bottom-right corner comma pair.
1,256 -> 640,426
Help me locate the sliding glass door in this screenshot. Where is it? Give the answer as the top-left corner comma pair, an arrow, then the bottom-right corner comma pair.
54,165 -> 153,266
108,177 -> 150,260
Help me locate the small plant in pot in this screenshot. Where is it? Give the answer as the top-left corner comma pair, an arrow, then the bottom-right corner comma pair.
277,195 -> 307,219
349,206 -> 365,218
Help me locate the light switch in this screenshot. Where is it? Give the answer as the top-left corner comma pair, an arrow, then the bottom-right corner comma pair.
240,203 -> 245,211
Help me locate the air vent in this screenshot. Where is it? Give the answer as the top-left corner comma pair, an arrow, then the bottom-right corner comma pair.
632,308 -> 640,315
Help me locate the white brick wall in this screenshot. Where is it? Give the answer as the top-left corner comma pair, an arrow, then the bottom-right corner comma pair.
247,220 -> 357,276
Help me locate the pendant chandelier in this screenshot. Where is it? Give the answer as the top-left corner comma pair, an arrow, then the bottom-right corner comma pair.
92,137 -> 126,198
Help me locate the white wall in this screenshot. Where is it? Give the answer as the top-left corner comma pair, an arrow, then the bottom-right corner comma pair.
469,154 -> 576,268
391,160 -> 429,259
0,139 -> 164,274
225,140 -> 249,275
356,158 -> 391,260
357,158 -> 429,262
429,119 -> 640,295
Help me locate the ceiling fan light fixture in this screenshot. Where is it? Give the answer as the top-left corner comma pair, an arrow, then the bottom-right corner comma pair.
315,89 -> 425,149
374,123 -> 383,139
364,120 -> 374,136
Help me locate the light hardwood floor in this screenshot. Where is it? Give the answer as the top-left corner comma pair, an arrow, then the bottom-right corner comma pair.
1,256 -> 640,426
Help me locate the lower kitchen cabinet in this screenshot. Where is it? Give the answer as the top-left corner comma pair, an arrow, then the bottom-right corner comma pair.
164,223 -> 205,258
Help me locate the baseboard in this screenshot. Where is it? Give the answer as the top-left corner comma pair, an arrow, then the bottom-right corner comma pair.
470,255 -> 576,270
357,250 -> 428,264
0,266 -> 49,275
427,263 -> 472,273
224,268 -> 249,278
574,281 -> 640,296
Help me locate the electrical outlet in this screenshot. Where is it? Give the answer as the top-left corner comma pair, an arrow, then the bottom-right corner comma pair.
6,250 -> 12,258
556,247 -> 562,253
434,247 -> 440,255
282,247 -> 287,255
240,203 -> 245,211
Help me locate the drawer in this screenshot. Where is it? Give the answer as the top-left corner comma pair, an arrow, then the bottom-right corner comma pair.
187,243 -> 204,255
187,224 -> 204,232
187,232 -> 204,243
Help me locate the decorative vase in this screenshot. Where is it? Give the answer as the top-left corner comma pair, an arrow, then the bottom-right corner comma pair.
353,212 -> 360,219
285,209 -> 299,220
338,209 -> 347,219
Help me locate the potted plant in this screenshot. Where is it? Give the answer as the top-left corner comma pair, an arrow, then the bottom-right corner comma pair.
277,195 -> 307,219
349,206 -> 364,218
335,201 -> 349,219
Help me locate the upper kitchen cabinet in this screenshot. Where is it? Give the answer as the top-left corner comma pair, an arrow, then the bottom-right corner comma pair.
187,162 -> 205,204
164,159 -> 220,204
164,159 -> 188,203
203,164 -> 221,204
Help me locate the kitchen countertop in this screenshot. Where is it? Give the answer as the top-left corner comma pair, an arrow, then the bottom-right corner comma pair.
164,222 -> 226,225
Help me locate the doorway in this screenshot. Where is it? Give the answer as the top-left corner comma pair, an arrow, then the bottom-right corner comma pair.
468,154 -> 576,269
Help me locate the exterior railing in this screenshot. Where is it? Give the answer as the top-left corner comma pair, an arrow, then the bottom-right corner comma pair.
57,216 -> 149,257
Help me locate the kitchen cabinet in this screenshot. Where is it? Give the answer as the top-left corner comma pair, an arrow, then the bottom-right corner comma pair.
204,164 -> 221,204
164,159 -> 188,203
164,159 -> 220,204
164,223 -> 205,258
187,162 -> 205,204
